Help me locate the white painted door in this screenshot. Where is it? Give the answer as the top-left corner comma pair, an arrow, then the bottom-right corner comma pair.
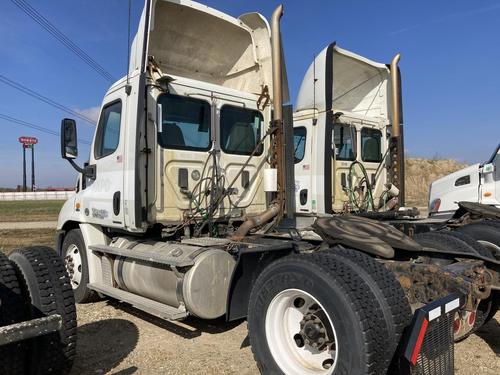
81,92 -> 126,227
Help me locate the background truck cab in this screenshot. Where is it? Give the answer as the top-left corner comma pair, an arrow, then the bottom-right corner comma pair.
429,143 -> 499,218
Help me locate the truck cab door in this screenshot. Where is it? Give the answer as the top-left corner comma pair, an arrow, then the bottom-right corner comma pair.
81,93 -> 126,227
482,146 -> 500,206
293,126 -> 313,213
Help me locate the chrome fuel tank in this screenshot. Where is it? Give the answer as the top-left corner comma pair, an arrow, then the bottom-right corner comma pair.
112,239 -> 236,319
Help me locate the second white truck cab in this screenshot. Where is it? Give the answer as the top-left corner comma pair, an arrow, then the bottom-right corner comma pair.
429,143 -> 500,218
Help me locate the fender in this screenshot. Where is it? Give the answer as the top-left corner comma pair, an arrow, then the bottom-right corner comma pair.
226,242 -> 297,322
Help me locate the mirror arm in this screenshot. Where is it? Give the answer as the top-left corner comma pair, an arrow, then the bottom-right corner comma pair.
66,159 -> 96,180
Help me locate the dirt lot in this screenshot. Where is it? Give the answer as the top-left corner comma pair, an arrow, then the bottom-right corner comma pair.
71,300 -> 499,375
0,227 -> 498,374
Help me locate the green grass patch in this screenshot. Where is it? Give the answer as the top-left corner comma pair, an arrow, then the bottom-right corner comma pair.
0,200 -> 65,222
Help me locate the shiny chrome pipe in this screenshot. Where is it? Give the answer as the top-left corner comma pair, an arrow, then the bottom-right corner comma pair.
271,4 -> 284,123
390,53 -> 401,138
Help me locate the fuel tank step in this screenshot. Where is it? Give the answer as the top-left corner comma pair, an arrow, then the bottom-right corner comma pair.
88,282 -> 188,321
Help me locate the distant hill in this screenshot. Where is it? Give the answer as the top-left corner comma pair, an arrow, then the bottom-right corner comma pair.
405,158 -> 468,207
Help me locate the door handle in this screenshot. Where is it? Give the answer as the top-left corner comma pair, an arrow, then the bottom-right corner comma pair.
113,191 -> 121,216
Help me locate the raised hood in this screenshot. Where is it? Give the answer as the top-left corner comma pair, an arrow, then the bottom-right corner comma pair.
295,44 -> 391,120
129,0 -> 288,99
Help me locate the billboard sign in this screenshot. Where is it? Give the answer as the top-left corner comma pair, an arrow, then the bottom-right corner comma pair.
18,136 -> 38,145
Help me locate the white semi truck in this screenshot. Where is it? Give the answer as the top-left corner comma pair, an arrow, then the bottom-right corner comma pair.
49,1 -> 499,374
429,143 -> 500,218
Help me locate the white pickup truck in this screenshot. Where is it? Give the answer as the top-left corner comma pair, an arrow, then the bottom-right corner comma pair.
429,143 -> 499,218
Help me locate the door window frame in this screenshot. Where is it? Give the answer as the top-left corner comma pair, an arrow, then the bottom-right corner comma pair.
94,99 -> 123,160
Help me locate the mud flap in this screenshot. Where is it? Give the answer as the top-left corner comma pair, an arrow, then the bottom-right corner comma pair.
400,293 -> 463,374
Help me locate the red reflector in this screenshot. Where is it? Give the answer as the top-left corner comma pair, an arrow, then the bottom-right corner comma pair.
468,311 -> 476,326
411,318 -> 429,365
453,318 -> 461,334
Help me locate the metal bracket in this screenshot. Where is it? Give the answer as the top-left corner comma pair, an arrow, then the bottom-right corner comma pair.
257,85 -> 270,111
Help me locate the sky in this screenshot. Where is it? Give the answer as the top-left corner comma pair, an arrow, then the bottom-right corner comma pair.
0,0 -> 499,188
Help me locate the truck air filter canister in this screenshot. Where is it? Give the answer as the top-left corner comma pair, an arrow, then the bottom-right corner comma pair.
263,168 -> 278,192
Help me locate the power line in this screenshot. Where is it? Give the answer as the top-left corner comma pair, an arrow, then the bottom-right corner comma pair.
0,113 -> 91,145
0,75 -> 96,126
11,0 -> 116,83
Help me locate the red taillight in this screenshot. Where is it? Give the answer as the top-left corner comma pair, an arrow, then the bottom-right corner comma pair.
429,198 -> 441,214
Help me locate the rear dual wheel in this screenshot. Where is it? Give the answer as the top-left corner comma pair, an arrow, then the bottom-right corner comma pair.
248,250 -> 410,375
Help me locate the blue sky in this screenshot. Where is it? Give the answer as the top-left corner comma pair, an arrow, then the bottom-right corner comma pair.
0,0 -> 499,188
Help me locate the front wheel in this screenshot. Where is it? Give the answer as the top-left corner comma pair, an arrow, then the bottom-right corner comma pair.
60,229 -> 97,303
248,253 -> 389,375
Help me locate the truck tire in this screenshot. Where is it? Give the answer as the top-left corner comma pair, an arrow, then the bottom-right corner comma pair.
446,231 -> 494,259
60,229 -> 97,303
413,232 -> 490,340
413,231 -> 478,263
456,223 -> 500,260
10,246 -> 77,375
247,253 -> 390,375
0,252 -> 27,375
327,248 -> 412,372
484,292 -> 499,324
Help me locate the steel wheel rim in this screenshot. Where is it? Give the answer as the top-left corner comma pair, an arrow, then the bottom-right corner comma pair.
64,244 -> 82,289
265,288 -> 338,375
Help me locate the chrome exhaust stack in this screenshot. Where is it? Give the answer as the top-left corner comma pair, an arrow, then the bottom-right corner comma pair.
232,4 -> 285,239
390,53 -> 405,207
271,4 -> 286,221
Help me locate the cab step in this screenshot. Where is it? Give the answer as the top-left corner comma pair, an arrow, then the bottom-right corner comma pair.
88,282 -> 188,321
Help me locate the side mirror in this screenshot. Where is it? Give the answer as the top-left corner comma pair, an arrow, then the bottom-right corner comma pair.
61,118 -> 78,159
481,163 -> 495,174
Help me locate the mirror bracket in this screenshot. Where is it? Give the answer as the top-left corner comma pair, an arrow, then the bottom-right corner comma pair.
67,160 -> 96,180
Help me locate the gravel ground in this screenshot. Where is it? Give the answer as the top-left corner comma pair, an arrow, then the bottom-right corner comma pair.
71,300 -> 499,375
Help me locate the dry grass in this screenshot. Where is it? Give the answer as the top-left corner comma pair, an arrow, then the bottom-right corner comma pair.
0,229 -> 56,255
405,158 -> 468,207
0,200 -> 64,222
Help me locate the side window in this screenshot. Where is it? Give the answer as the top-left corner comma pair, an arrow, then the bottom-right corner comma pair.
361,128 -> 382,162
333,124 -> 355,161
220,105 -> 263,155
157,94 -> 211,151
95,101 -> 122,159
293,127 -> 306,163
